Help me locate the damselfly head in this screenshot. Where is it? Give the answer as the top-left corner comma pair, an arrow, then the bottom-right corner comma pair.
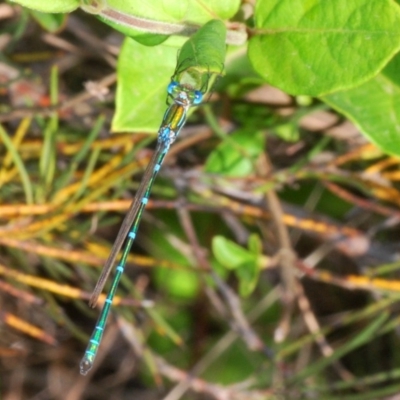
167,81 -> 203,106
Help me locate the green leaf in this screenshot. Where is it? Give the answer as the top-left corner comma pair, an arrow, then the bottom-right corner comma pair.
112,38 -> 178,132
29,10 -> 67,32
237,235 -> 263,297
248,233 -> 262,255
237,261 -> 259,297
249,0 -> 400,96
205,129 -> 265,176
322,53 -> 400,156
212,235 -> 263,296
11,0 -> 78,13
212,236 -> 255,270
177,19 -> 226,86
92,0 -> 238,45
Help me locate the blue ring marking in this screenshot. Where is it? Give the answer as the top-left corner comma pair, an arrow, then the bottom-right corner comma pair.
116,266 -> 123,273
128,232 -> 136,239
90,339 -> 99,346
95,326 -> 104,331
160,127 -> 171,142
105,298 -> 112,304
142,197 -> 148,205
85,350 -> 95,357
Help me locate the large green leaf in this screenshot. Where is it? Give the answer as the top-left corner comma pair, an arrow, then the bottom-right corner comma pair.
10,0 -> 78,13
322,54 -> 400,156
249,0 -> 400,96
112,38 -> 177,132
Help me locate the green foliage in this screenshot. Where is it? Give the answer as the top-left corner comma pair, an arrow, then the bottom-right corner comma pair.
6,1 -> 400,398
86,0 -> 238,46
205,129 -> 265,177
212,235 -> 264,296
101,0 -> 240,29
11,0 -> 400,153
113,39 -> 177,132
249,0 -> 400,96
322,53 -> 400,156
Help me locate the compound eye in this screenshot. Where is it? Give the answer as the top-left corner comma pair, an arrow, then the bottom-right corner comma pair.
167,81 -> 179,95
193,90 -> 203,105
